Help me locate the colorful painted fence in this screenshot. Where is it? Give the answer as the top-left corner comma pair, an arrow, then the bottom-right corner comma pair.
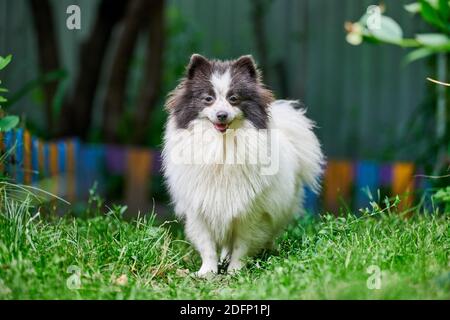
0,129 -> 428,214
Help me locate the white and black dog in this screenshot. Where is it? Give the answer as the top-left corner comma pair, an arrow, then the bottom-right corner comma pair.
162,54 -> 324,276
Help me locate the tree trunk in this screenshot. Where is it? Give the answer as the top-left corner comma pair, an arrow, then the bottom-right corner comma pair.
59,0 -> 126,138
132,0 -> 165,145
250,0 -> 270,73
29,0 -> 60,133
102,0 -> 151,143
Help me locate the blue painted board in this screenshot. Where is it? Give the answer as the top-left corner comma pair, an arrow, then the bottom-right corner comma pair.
355,161 -> 379,209
15,129 -> 24,183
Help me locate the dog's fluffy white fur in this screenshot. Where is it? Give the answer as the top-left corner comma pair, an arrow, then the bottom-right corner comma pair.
162,56 -> 324,276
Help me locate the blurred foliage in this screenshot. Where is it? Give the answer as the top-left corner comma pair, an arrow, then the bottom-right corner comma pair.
433,186 -> 450,212
0,54 -> 19,132
346,0 -> 450,64
346,1 -> 450,188
5,69 -> 68,139
433,187 -> 450,213
0,58 -> 68,139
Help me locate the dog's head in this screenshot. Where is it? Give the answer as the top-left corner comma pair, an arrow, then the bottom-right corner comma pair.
166,54 -> 274,133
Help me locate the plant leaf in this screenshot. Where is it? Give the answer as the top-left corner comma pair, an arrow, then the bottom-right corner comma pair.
52,77 -> 69,120
0,115 -> 19,131
404,47 -> 436,64
416,33 -> 450,47
0,54 -> 12,70
405,2 -> 421,13
420,0 -> 446,30
438,0 -> 449,19
425,0 -> 440,8
3,69 -> 68,108
0,96 -> 7,103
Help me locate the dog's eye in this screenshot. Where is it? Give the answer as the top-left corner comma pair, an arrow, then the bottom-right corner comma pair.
203,95 -> 214,104
228,95 -> 239,104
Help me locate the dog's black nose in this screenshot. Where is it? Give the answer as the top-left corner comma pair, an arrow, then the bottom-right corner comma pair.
216,111 -> 229,123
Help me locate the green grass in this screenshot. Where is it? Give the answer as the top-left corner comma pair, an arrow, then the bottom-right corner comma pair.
0,191 -> 449,299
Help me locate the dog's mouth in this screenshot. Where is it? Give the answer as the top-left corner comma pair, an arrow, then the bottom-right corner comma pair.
213,122 -> 229,133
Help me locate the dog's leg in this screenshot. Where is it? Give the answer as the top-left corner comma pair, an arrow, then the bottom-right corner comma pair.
219,245 -> 231,264
186,215 -> 218,277
227,237 -> 248,273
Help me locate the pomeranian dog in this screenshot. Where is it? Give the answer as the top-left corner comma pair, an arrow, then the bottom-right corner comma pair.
162,54 -> 324,276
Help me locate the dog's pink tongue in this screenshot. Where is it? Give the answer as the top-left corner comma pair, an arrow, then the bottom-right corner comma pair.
214,123 -> 228,133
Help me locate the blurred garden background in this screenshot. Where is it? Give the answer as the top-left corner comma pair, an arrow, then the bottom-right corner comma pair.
0,0 -> 449,216
0,0 -> 449,300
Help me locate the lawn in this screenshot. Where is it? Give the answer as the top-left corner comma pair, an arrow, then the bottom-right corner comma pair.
0,192 -> 449,300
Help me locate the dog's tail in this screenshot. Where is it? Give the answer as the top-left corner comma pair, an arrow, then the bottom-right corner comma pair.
270,99 -> 326,193
271,99 -> 305,110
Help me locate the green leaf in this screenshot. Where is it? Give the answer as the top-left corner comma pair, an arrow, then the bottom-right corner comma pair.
420,0 -> 446,29
405,2 -> 421,13
416,33 -> 450,46
425,0 -> 440,8
3,69 -> 68,108
0,54 -> 12,70
404,47 -> 436,64
0,115 -> 19,131
0,88 -> 8,93
52,77 -> 69,120
438,0 -> 449,19
0,96 -> 7,103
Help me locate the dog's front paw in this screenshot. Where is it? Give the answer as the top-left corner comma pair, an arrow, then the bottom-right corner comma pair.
227,260 -> 244,274
195,264 -> 218,278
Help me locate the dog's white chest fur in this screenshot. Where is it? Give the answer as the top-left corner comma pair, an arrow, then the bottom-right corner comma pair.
164,121 -> 271,241
163,100 -> 323,275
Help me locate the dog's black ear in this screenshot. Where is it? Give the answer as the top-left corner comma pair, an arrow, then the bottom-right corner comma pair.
234,55 -> 258,79
187,54 -> 211,79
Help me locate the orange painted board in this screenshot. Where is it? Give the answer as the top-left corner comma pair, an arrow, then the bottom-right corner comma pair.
24,130 -> 32,184
125,148 -> 152,213
324,160 -> 354,214
392,162 -> 415,212
66,140 -> 77,202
